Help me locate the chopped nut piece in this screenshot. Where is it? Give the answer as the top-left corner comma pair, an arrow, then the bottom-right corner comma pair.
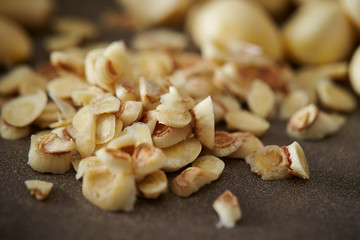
49,94 -> 76,119
71,87 -> 105,106
139,77 -> 165,110
28,135 -> 72,174
92,95 -> 121,115
225,110 -> 270,137
245,145 -> 291,180
142,110 -> 158,135
82,165 -> 136,212
211,131 -> 243,157
227,132 -> 264,159
132,143 -> 167,176
282,141 -> 309,179
213,190 -> 241,228
1,90 -> 47,127
25,180 -> 53,201
137,170 -> 168,199
317,79 -> 357,112
192,96 -> 215,149
162,138 -> 202,172
95,148 -> 132,174
171,166 -> 217,197
38,132 -> 75,154
279,90 -> 311,120
119,101 -> 143,127
156,104 -> 192,128
115,80 -> 137,102
95,114 -> 116,144
76,156 -> 104,180
50,50 -> 85,76
152,124 -> 191,148
0,118 -> 30,140
0,65 -> 32,95
192,155 -> 224,179
348,45 -> 360,96
247,80 -> 276,119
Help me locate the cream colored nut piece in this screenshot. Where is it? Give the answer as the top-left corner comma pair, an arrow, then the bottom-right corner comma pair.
38,132 -> 75,154
211,131 -> 243,158
137,170 -> 167,199
227,132 -> 264,159
317,79 -> 357,112
0,0 -> 55,28
118,101 -> 143,127
95,114 -> 116,144
71,87 -> 105,106
247,80 -> 276,119
133,51 -> 174,80
0,15 -> 32,66
0,118 -> 30,140
170,166 -> 217,197
19,73 -> 47,96
287,104 -> 346,140
33,102 -> 61,129
82,165 -> 136,212
349,45 -> 360,95
115,80 -> 137,103
156,105 -> 192,128
185,76 -> 214,99
152,124 -> 191,148
1,90 -> 47,127
72,105 -> 96,157
50,50 -> 85,76
160,86 -> 195,111
47,75 -> 89,99
191,96 -> 215,149
54,17 -> 97,40
132,28 -> 188,51
24,180 -> 53,201
279,90 -> 310,120
28,135 -> 72,174
340,0 -> 360,32
139,77 -> 165,110
162,138 -> 202,172
187,0 -> 283,60
213,190 -> 241,229
49,94 -> 76,120
76,156 -> 104,180
245,145 -> 291,180
142,110 -> 158,135
282,141 -> 309,179
212,93 -> 242,113
95,148 -> 132,174
283,0 -> 355,65
132,143 -> 167,176
192,155 -> 224,180
225,110 -> 270,137
92,95 -> 121,115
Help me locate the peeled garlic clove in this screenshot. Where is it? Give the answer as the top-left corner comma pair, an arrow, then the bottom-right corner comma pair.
283,0 -> 355,65
192,155 -> 224,180
152,124 -> 191,148
137,170 -> 168,199
211,131 -> 243,157
349,45 -> 360,96
225,110 -> 270,137
187,0 -> 282,60
213,190 -> 241,229
282,141 -> 309,179
162,138 -> 202,172
82,165 -> 136,212
245,145 -> 291,180
192,96 -> 215,149
2,90 -> 47,127
227,132 -> 264,159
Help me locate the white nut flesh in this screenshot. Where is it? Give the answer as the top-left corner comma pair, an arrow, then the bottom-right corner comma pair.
170,166 -> 217,197
28,135 -> 72,174
132,143 -> 167,176
115,80 -> 137,103
317,79 -> 357,112
225,110 -> 270,137
118,100 -> 143,127
192,96 -> 215,149
37,132 -> 75,154
92,95 -> 121,115
227,132 -> 264,159
247,80 -> 276,119
1,90 -> 47,127
76,156 -> 104,180
349,45 -> 360,95
287,104 -> 319,131
283,141 -> 309,179
137,170 -> 168,199
95,113 -> 116,144
162,138 -> 202,172
192,155 -> 225,180
25,180 -> 54,201
82,165 -> 136,212
245,145 -> 291,180
211,131 -> 243,157
156,105 -> 192,128
47,75 -> 88,99
152,124 -> 191,149
213,190 -> 241,229
95,148 -> 132,175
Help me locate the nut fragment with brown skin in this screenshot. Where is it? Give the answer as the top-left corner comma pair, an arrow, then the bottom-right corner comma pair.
38,132 -> 76,154
50,50 -> 85,77
349,45 -> 360,96
137,170 -> 168,199
287,104 -> 346,140
245,145 -> 291,180
227,132 -> 264,159
82,165 -> 136,212
162,138 -> 202,172
28,135 -> 72,174
282,141 -> 309,179
139,77 -> 165,110
192,155 -> 224,180
132,143 -> 167,177
170,166 -> 217,197
225,110 -> 270,137
211,131 -> 243,157
25,180 -> 53,201
213,190 -> 241,228
152,124 -> 191,148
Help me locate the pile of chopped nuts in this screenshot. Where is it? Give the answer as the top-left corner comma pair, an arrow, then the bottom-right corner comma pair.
1,0 -> 360,229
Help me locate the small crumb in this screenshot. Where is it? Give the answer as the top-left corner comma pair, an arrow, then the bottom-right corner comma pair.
13,169 -> 18,174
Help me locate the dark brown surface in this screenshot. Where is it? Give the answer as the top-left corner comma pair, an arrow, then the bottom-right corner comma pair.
1,0 -> 360,239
